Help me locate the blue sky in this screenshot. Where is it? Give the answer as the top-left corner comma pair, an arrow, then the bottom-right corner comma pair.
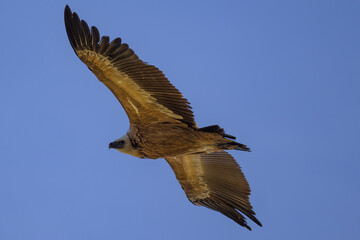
1,0 -> 359,239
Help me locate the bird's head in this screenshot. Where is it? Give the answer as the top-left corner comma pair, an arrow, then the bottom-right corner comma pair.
109,139 -> 126,149
109,135 -> 129,150
108,134 -> 142,158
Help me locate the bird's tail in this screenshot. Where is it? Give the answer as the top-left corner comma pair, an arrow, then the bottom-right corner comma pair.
218,141 -> 251,152
199,125 -> 250,152
199,125 -> 236,139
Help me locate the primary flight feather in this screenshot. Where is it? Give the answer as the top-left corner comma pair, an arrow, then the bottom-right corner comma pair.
64,5 -> 261,230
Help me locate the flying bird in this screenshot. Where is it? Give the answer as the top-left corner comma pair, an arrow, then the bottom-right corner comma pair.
64,5 -> 261,230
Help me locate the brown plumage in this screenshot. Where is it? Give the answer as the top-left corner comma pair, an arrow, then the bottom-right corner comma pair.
64,5 -> 261,230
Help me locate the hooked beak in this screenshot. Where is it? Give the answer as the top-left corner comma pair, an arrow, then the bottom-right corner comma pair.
108,140 -> 125,149
109,141 -> 117,149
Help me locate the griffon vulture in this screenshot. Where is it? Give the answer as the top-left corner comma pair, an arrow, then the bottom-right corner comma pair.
64,5 -> 261,230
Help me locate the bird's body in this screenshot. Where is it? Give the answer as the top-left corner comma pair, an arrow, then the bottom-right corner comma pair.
119,123 -> 245,159
127,123 -> 217,159
64,5 -> 261,230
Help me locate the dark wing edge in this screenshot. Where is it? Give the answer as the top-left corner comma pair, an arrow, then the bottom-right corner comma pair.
165,151 -> 262,230
64,5 -> 196,127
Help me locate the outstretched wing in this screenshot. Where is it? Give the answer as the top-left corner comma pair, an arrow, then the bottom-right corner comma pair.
165,151 -> 262,230
64,5 -> 196,127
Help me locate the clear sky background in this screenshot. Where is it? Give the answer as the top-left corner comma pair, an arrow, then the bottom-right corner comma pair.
1,0 -> 359,239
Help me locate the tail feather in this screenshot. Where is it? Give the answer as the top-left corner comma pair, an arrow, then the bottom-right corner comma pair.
199,125 -> 236,139
229,142 -> 251,152
199,125 -> 250,152
217,141 -> 251,152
